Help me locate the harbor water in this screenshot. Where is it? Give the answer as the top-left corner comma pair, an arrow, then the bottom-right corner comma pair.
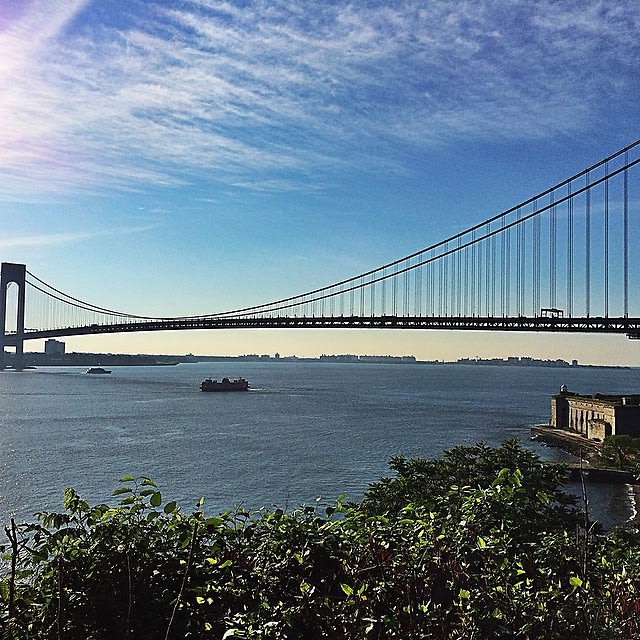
0,362 -> 638,528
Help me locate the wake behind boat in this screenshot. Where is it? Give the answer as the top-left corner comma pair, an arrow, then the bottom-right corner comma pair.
200,377 -> 249,392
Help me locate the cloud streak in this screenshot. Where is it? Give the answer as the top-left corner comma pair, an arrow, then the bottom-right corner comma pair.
0,225 -> 158,250
0,0 -> 638,200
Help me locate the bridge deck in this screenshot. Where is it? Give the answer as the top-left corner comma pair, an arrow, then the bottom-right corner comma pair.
5,315 -> 640,345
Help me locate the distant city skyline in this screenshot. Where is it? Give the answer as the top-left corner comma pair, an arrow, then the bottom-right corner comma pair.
9,345 -> 603,368
1,1 -> 639,365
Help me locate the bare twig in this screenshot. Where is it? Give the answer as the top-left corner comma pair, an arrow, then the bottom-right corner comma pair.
57,555 -> 64,640
126,551 -> 133,639
579,450 -> 594,579
164,522 -> 199,640
4,518 -> 18,619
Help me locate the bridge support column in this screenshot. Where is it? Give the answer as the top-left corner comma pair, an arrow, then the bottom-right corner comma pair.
0,263 -> 26,371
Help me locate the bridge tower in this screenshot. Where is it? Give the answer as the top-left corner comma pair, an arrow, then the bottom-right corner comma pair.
0,262 -> 26,371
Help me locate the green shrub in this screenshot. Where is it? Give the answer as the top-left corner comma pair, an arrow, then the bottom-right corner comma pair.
2,441 -> 640,639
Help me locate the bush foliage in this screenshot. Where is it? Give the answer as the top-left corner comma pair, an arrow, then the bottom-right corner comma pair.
591,434 -> 640,472
2,440 -> 640,639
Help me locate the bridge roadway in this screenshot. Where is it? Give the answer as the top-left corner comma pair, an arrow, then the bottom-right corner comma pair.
5,315 -> 640,345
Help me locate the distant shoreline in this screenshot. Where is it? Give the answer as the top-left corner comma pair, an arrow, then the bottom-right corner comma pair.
2,352 -> 632,370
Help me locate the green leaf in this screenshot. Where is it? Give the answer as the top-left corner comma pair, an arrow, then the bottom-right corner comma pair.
142,478 -> 157,487
300,581 -> 312,594
537,490 -> 550,504
119,475 -> 135,482
205,517 -> 225,527
150,491 -> 162,507
113,487 -> 133,495
340,583 -> 354,597
569,576 -> 583,588
477,536 -> 487,548
219,559 -> 233,569
459,589 -> 470,600
163,501 -> 177,514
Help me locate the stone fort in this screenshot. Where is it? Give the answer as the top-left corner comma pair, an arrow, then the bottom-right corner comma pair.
551,387 -> 640,440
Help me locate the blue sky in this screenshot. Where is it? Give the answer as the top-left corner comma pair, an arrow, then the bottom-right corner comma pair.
1,0 -> 639,363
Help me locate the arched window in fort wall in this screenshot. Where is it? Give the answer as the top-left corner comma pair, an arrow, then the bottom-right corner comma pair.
569,405 -> 588,435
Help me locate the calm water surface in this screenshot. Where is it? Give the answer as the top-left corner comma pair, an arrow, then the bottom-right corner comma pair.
1,362 -> 638,527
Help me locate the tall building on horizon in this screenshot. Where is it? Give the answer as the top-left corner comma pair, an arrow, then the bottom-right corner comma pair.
44,339 -> 65,356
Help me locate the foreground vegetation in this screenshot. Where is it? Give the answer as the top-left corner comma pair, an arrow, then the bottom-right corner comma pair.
592,434 -> 640,472
2,441 -> 640,639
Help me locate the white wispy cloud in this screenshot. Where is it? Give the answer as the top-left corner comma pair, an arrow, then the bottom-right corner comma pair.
0,0 -> 638,200
0,225 -> 158,250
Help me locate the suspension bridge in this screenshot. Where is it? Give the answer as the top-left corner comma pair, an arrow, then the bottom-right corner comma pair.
2,139 -> 640,369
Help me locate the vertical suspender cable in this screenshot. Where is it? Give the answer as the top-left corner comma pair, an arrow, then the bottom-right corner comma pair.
404,260 -> 410,316
550,193 -> 557,309
567,182 -> 573,316
485,226 -> 490,315
604,162 -> 609,317
430,251 -> 435,316
369,279 -> 375,317
426,255 -> 430,316
392,265 -> 398,316
624,151 -> 629,318
443,245 -> 448,316
521,214 -> 526,315
449,248 -> 455,317
457,238 -> 462,316
506,224 -> 511,316
585,172 -> 591,317
489,227 -> 495,315
471,230 -> 476,316
477,236 -> 483,317
464,244 -> 469,316
533,200 -> 540,315
416,259 -> 422,317
500,218 -> 506,316
438,254 -> 443,316
516,208 -> 522,315
491,230 -> 496,315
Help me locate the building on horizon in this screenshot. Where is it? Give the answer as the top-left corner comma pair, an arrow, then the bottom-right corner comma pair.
44,339 -> 65,356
